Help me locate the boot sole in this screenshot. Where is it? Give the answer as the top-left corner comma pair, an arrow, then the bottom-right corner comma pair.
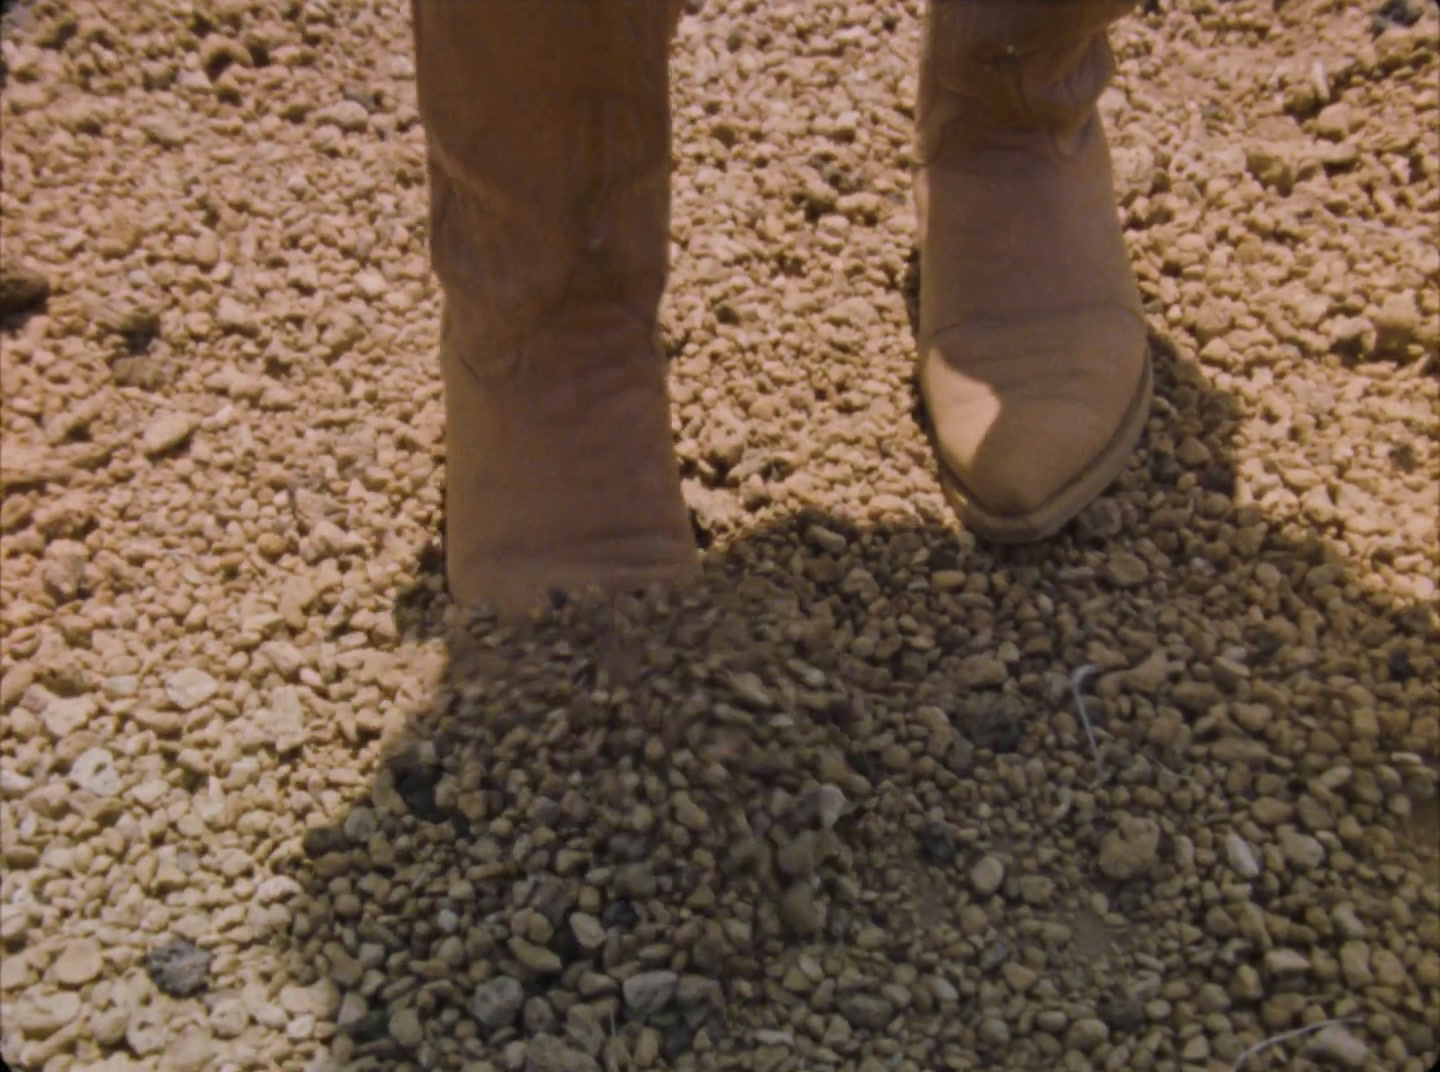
935,348 -> 1153,544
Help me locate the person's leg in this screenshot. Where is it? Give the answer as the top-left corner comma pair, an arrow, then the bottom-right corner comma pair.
412,0 -> 695,616
915,0 -> 1150,542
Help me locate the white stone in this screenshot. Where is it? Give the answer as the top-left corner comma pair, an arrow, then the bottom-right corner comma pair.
1224,832 -> 1260,878
143,413 -> 197,456
970,854 -> 1006,896
69,746 -> 121,796
165,668 -> 217,711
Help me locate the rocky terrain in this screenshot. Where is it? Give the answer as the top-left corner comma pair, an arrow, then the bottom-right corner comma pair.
1,0 -> 1437,1070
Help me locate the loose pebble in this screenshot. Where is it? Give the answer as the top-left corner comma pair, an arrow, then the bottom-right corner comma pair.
144,938 -> 212,998
142,413 -> 198,457
52,939 -> 103,987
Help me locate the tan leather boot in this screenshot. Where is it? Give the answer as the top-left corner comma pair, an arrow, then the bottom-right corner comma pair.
412,0 -> 696,616
915,0 -> 1151,542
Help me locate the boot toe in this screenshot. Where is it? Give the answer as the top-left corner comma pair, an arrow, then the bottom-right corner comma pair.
955,400 -> 1115,518
922,309 -> 1150,541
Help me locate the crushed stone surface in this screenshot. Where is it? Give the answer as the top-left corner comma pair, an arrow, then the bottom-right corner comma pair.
1,0 -> 1437,1070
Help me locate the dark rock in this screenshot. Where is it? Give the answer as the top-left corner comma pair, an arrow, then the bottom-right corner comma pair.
343,1010 -> 389,1042
919,822 -> 958,866
1098,995 -> 1145,1034
946,736 -> 976,774
1372,0 -> 1425,33
111,355 -> 176,391
1199,466 -> 1236,496
1387,648 -> 1413,682
963,693 -> 1026,754
530,876 -> 578,927
978,941 -> 1010,971
613,863 -> 656,899
0,264 -> 50,319
661,1018 -> 695,1062
601,899 -> 639,930
525,1032 -> 600,1072
836,991 -> 896,1030
393,766 -> 441,820
471,975 -> 525,1031
302,825 -> 347,858
144,937 -> 212,998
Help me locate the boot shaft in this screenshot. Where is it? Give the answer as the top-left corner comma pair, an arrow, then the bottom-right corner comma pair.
918,0 -> 1135,157
410,1 -> 697,613
412,0 -> 684,374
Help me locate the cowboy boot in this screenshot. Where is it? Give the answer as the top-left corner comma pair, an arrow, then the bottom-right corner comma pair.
915,0 -> 1151,542
412,0 -> 696,616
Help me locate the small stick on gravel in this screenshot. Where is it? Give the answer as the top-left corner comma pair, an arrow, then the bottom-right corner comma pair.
1143,748 -> 1201,787
1069,663 -> 1106,783
1229,1016 -> 1365,1071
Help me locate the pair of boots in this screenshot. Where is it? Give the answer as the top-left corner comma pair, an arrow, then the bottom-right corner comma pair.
412,0 -> 1151,617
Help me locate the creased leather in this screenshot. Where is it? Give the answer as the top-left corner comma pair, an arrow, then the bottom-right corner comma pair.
412,0 -> 697,613
414,0 -> 679,381
915,0 -> 1149,530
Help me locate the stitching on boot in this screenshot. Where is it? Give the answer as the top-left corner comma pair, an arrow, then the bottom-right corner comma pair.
923,301 -> 1149,355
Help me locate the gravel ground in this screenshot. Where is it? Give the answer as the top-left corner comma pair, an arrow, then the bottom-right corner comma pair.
2,0 -> 1438,1070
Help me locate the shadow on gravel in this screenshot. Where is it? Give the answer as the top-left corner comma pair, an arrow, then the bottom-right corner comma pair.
265,337 -> 1437,1072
